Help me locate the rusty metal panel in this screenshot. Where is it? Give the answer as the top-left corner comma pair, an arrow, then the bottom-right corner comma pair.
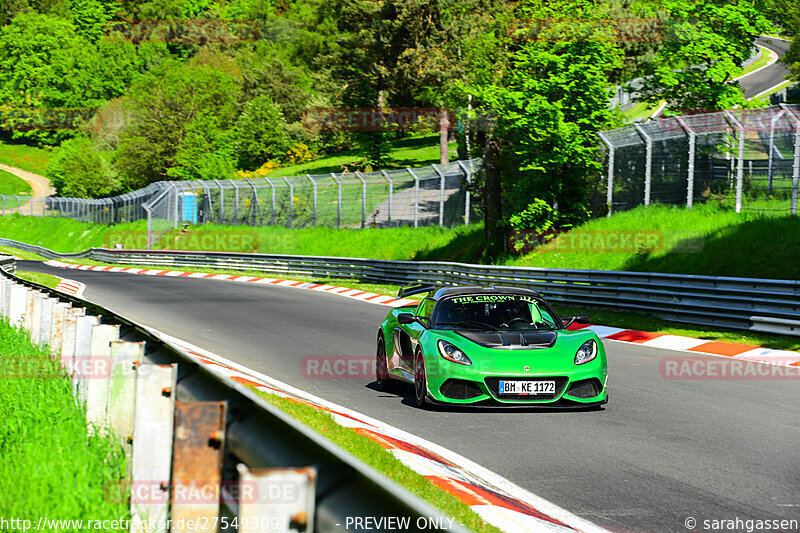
236,464 -> 316,533
108,341 -> 144,462
24,288 -> 37,333
130,363 -> 177,533
28,291 -> 42,339
48,301 -> 68,356
85,323 -> 120,430
170,401 -> 227,533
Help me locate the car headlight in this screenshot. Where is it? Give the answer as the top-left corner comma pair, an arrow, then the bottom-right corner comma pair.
438,340 -> 472,366
575,339 -> 597,365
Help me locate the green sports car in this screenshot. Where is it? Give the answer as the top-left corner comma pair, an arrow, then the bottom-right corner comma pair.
376,285 -> 608,409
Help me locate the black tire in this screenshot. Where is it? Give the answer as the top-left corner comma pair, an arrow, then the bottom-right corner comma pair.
376,335 -> 391,391
413,349 -> 428,408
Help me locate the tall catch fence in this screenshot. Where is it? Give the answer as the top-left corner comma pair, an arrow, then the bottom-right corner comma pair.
0,159 -> 481,248
598,104 -> 800,215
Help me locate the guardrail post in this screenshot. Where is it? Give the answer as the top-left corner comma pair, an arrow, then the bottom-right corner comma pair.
38,296 -> 56,347
170,402 -> 227,530
59,307 -> 84,373
86,324 -> 120,431
49,302 -> 69,356
355,171 -> 367,228
236,465 -> 316,533
432,164 -> 446,226
108,341 -> 143,462
130,363 -> 177,533
725,111 -> 746,213
407,168 -> 420,228
330,173 -> 341,228
8,284 -> 27,327
634,123 -> 652,207
282,177 -> 293,228
73,315 -> 100,402
306,174 -> 317,226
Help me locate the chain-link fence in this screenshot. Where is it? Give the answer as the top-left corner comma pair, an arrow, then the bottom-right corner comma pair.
0,159 -> 481,248
598,104 -> 800,215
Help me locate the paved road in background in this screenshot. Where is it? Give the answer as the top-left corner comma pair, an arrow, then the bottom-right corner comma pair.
740,38 -> 793,98
19,260 -> 800,533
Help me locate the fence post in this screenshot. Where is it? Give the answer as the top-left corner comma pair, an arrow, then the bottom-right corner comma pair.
380,170 -> 393,223
634,123 -> 652,207
355,171 -> 367,228
214,179 -> 225,223
597,133 -> 615,216
231,180 -> 240,223
781,105 -> 800,215
264,178 -> 275,225
330,173 -> 341,228
283,177 -> 293,228
725,111 -> 746,213
245,177 -> 262,226
306,174 -> 317,226
456,160 -> 472,225
407,168 -> 420,228
676,117 -> 696,208
431,164 -> 446,226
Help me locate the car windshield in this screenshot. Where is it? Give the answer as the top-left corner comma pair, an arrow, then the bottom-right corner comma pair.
433,294 -> 559,331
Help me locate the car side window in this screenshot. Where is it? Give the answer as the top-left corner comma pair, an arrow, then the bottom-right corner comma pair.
415,298 -> 436,320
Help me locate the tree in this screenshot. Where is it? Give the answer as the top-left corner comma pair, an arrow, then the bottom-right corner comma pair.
47,136 -> 120,197
233,95 -> 291,170
115,60 -> 241,188
637,0 -> 771,111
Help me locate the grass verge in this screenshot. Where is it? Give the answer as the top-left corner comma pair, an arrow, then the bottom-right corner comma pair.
0,140 -> 51,175
0,318 -> 129,521
0,169 -> 33,196
15,270 -> 61,288
252,388 -> 502,533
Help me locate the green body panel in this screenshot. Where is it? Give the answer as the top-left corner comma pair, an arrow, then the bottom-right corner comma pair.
378,306 -> 608,406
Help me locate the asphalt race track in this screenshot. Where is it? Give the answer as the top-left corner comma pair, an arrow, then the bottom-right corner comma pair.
740,37 -> 793,99
19,260 -> 800,533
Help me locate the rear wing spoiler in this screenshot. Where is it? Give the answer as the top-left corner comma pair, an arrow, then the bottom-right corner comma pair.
397,284 -> 437,298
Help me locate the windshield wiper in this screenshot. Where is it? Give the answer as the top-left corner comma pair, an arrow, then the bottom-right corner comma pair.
436,320 -> 499,331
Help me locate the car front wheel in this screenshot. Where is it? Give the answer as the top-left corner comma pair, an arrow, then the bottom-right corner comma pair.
413,349 -> 428,408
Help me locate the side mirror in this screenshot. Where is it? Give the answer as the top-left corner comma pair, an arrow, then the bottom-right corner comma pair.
562,314 -> 591,328
397,313 -> 416,325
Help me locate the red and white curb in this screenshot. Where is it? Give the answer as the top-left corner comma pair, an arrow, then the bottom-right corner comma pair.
44,260 -> 417,307
148,328 -> 609,533
567,324 -> 800,367
54,277 -> 85,298
44,259 -> 800,366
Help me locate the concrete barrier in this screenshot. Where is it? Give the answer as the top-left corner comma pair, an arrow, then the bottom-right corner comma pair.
85,324 -> 120,430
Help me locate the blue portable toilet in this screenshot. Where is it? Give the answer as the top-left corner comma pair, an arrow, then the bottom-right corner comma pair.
178,192 -> 198,223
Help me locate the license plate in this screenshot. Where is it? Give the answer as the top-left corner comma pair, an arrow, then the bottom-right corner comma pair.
498,380 -> 555,395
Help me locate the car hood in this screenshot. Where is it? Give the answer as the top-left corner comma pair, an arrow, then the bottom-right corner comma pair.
454,329 -> 557,349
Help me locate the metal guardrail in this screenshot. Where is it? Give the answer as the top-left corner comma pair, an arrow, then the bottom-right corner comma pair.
2,238 -> 799,336
0,254 -> 468,533
0,254 -> 15,274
